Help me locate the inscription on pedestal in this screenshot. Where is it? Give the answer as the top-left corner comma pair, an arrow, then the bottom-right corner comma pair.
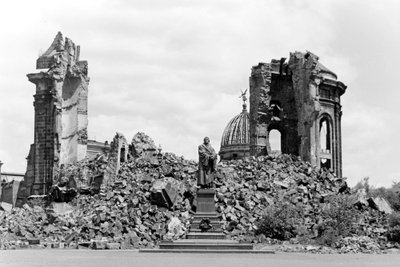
197,189 -> 216,213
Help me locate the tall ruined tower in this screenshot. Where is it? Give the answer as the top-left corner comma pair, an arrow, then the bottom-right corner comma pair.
25,32 -> 89,195
249,51 -> 346,177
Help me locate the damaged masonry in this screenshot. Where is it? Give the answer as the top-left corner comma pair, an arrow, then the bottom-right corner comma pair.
220,52 -> 346,178
21,33 -> 347,199
25,32 -> 90,195
5,32 -> 397,254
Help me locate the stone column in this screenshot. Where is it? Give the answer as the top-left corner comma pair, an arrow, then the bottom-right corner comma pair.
27,74 -> 57,194
249,63 -> 271,157
0,160 -> 3,181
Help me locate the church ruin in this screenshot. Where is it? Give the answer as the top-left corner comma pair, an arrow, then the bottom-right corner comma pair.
23,33 -> 346,196
25,32 -> 90,195
220,51 -> 346,177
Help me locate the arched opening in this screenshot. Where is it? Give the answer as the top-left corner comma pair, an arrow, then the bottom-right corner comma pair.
319,118 -> 331,153
269,129 -> 281,154
269,101 -> 283,121
319,116 -> 332,170
120,147 -> 126,163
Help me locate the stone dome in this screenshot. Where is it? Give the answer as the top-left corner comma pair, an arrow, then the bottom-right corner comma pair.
219,105 -> 250,160
316,61 -> 337,81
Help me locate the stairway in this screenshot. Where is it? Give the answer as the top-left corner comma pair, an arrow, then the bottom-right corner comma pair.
140,189 -> 273,253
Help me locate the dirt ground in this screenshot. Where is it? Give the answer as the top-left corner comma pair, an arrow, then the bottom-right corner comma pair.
1,250 -> 400,267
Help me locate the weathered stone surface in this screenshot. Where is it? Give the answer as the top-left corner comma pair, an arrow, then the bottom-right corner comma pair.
165,217 -> 185,240
106,242 -> 120,250
92,240 -> 107,250
0,180 -> 21,207
109,133 -> 129,175
131,132 -> 157,158
368,197 -> 393,214
25,32 -> 90,195
150,177 -> 181,208
0,202 -> 12,212
249,52 -> 346,178
353,189 -> 369,207
0,135 -> 394,253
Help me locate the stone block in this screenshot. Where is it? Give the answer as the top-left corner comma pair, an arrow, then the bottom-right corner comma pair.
92,240 -> 107,250
106,243 -> 120,250
368,197 -> 393,214
196,189 -> 216,213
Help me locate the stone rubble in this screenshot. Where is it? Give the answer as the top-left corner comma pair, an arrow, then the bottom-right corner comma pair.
0,134 -> 398,253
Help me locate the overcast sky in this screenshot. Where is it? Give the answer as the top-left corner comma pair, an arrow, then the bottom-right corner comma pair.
0,0 -> 399,187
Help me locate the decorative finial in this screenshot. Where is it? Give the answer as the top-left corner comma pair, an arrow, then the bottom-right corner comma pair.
239,89 -> 248,112
158,144 -> 162,154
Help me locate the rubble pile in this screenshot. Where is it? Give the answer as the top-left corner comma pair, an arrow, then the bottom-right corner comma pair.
131,132 -> 158,158
0,151 -> 199,250
0,135 -> 397,252
214,154 -> 349,239
49,154 -> 112,202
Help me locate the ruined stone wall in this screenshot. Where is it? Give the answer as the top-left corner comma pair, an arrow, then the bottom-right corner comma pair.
288,51 -> 321,165
269,73 -> 299,156
23,145 -> 35,196
109,133 -> 129,175
26,32 -> 89,195
249,63 -> 271,156
249,51 -> 346,177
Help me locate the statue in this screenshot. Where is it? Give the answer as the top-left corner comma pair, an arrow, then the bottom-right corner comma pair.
198,137 -> 217,188
239,89 -> 248,104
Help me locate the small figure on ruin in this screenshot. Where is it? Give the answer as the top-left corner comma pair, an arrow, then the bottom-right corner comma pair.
198,137 -> 217,189
239,89 -> 248,104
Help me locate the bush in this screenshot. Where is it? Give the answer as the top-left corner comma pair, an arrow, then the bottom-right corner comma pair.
386,212 -> 400,242
255,202 -> 304,240
316,194 -> 359,246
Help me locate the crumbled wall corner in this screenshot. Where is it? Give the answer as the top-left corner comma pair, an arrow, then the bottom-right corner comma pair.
288,51 -> 321,163
25,32 -> 90,195
248,51 -> 346,176
109,133 -> 129,175
249,63 -> 272,156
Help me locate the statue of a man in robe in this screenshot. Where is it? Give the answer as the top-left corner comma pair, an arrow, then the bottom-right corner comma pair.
198,137 -> 217,188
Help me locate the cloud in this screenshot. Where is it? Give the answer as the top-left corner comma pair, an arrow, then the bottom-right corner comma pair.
0,0 -> 399,189
342,103 -> 400,186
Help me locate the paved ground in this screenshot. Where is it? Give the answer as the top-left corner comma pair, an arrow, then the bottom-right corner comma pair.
1,250 -> 400,267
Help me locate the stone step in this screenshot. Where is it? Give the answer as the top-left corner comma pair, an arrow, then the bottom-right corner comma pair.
193,212 -> 218,218
189,228 -> 223,233
192,215 -> 220,219
186,232 -> 226,240
191,221 -> 221,226
159,240 -> 253,250
140,249 -> 274,254
176,239 -> 237,244
192,217 -> 220,221
193,215 -> 220,219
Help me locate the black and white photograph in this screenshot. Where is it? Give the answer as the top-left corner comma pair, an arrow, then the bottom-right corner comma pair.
0,0 -> 400,266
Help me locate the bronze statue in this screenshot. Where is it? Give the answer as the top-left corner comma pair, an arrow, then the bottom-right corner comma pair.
198,137 -> 217,188
239,89 -> 247,104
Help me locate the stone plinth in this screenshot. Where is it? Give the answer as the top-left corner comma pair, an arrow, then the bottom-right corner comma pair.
196,189 -> 216,213
189,189 -> 223,237
154,188 -> 258,252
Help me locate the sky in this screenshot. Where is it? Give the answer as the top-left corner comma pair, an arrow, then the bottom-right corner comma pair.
0,0 -> 399,187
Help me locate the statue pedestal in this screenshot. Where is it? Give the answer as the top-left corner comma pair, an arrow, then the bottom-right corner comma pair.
196,188 -> 217,213
186,189 -> 225,239
157,188 -> 256,251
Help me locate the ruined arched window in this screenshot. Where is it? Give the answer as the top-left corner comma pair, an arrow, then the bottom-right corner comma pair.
269,101 -> 283,121
319,117 -> 331,153
269,129 -> 281,154
319,116 -> 332,170
120,147 -> 126,163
